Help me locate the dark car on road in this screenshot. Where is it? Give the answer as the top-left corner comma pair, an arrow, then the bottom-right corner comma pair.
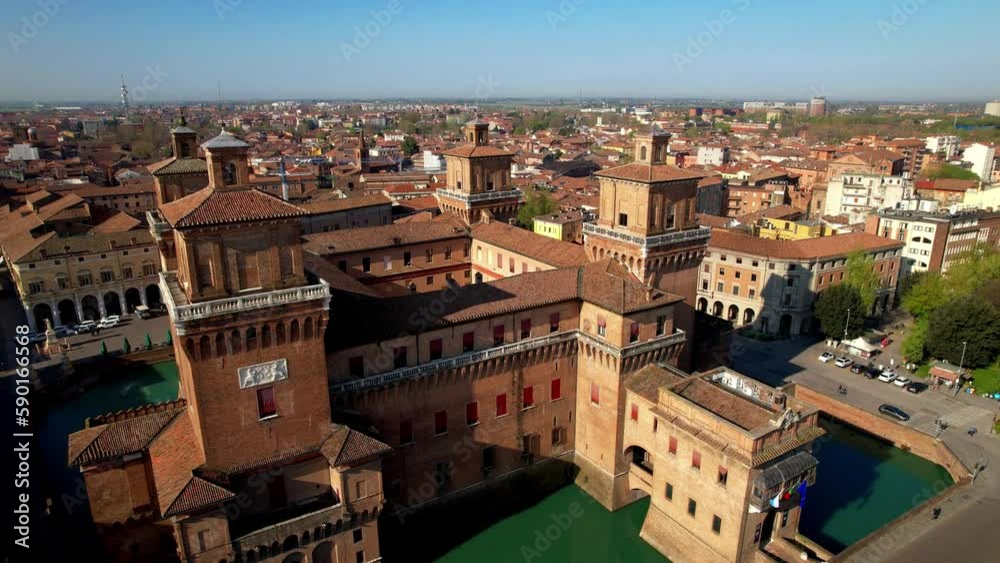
864,366 -> 881,379
878,404 -> 910,422
850,364 -> 866,374
906,382 -> 928,394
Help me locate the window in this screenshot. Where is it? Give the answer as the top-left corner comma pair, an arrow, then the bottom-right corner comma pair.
348,356 -> 364,377
399,420 -> 413,445
337,260 -> 347,272
493,325 -> 505,346
665,482 -> 673,501
656,316 -> 667,336
718,466 -> 728,486
444,246 -> 452,260
508,257 -> 514,273
429,338 -> 443,360
393,346 -> 407,369
669,436 -> 677,455
630,403 -> 639,421
597,316 -> 606,337
403,252 -> 412,266
482,446 -> 496,469
353,529 -> 363,543
362,257 -> 371,273
143,264 -> 157,276
356,552 -> 364,563
462,331 -> 475,352
732,286 -> 740,296
629,322 -> 639,343
496,393 -> 508,417
717,282 -> 723,292
523,386 -> 534,409
520,318 -> 531,339
425,249 -> 433,263
590,382 -> 600,405
653,418 -> 658,433
550,312 -> 560,332
497,252 -> 503,268
692,450 -> 701,470
466,402 -> 479,425
122,266 -> 133,280
719,267 -> 726,276
618,212 -> 628,227
434,410 -> 447,435
735,271 -> 741,279
786,277 -> 795,287
78,273 -> 92,286
749,289 -> 756,299
384,255 -> 392,270
256,387 -> 277,419
426,275 -> 434,285
57,277 -> 69,290
687,498 -> 697,517
712,515 -> 722,534
702,279 -> 709,291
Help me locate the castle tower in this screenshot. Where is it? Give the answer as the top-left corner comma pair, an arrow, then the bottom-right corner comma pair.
584,125 -> 710,368
169,114 -> 198,159
148,118 -> 210,207
354,124 -> 371,174
202,129 -> 251,188
436,118 -> 521,224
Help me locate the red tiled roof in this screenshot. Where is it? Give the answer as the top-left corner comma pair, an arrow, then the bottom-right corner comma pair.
671,377 -> 773,431
160,187 -> 307,228
162,476 -> 235,517
321,425 -> 392,467
595,163 -> 703,183
303,214 -> 467,255
709,228 -> 903,260
440,144 -> 515,158
472,221 -> 589,268
300,193 -> 391,215
68,408 -> 185,466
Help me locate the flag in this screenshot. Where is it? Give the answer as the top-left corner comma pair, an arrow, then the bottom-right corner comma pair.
798,480 -> 808,508
770,493 -> 781,508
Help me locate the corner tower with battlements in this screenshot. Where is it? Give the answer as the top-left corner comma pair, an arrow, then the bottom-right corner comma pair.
436,119 -> 521,224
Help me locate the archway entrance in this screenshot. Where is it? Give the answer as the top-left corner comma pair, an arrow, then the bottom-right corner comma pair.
33,303 -> 53,331
779,314 -> 792,338
697,297 -> 708,312
104,292 -> 122,317
728,304 -> 739,322
81,295 -> 100,321
145,284 -> 162,309
712,301 -> 723,317
474,272 -> 483,284
58,299 -> 79,326
124,288 -> 142,313
743,308 -> 755,326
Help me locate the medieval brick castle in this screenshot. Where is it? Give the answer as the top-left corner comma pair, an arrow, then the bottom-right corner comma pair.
68,121 -> 823,563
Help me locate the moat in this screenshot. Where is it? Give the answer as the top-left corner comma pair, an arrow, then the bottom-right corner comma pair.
33,363 -> 954,561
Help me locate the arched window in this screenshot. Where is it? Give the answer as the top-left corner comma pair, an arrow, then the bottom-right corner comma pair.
199,336 -> 211,359
290,319 -> 300,342
304,317 -> 314,339
231,329 -> 242,354
246,326 -> 257,351
216,333 -> 226,357
640,145 -> 647,161
276,322 -> 286,345
261,324 -> 271,349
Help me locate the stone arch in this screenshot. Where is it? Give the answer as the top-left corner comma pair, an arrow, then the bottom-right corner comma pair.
302,530 -> 310,545
145,284 -> 162,309
231,329 -> 242,354
276,322 -> 286,345
697,297 -> 708,312
246,326 -> 258,351
103,291 -> 123,317
328,522 -> 337,536
32,303 -> 53,331
81,295 -> 100,320
124,287 -> 142,313
712,301 -> 723,317
290,319 -> 300,342
185,338 -> 196,358
246,549 -> 257,563
58,299 -> 79,325
311,541 -> 334,563
282,535 -> 299,552
304,317 -> 314,339
216,333 -> 227,357
728,304 -> 739,322
261,324 -> 272,349
199,335 -> 211,359
743,308 -> 755,325
282,553 -> 304,563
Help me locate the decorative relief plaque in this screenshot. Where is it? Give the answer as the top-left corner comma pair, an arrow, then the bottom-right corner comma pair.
238,358 -> 289,389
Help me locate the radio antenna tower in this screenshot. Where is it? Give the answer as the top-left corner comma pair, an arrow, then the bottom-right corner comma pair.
120,74 -> 130,121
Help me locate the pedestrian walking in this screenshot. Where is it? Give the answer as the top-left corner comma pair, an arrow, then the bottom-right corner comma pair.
932,507 -> 941,520
968,427 -> 977,437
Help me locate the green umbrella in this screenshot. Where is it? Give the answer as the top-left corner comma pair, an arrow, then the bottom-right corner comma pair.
99,341 -> 107,356
166,330 -> 173,345
122,338 -> 131,354
144,334 -> 152,350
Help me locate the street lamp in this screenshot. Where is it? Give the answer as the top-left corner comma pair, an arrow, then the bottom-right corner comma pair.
843,307 -> 851,343
959,341 -> 967,371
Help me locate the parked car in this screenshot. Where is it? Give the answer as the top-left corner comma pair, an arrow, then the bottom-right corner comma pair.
834,357 -> 854,368
819,352 -> 835,363
878,371 -> 897,383
134,305 -> 152,319
74,320 -> 97,334
850,364 -> 866,374
906,382 -> 929,394
878,404 -> 910,422
893,376 -> 912,388
97,315 -> 120,329
864,366 -> 881,379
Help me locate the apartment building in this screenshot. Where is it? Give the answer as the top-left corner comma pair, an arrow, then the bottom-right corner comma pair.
864,208 -> 1000,273
824,174 -> 910,224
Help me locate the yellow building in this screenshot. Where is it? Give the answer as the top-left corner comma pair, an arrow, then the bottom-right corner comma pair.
532,210 -> 584,242
755,218 -> 829,240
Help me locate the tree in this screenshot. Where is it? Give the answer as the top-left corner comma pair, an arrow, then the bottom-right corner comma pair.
902,272 -> 948,319
926,295 -> 1000,368
844,250 -> 880,314
814,284 -> 865,340
401,136 -> 420,156
516,187 -> 557,228
922,163 -> 980,182
903,318 -> 929,363
122,337 -> 132,354
144,334 -> 153,350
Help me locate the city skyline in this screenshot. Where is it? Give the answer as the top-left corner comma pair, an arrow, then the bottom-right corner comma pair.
4,0 -> 1000,103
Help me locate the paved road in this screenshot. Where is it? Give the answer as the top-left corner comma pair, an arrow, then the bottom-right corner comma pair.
730,333 -> 1000,563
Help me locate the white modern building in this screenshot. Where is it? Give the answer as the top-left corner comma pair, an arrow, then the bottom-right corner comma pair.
5,144 -> 39,162
925,136 -> 962,159
963,143 -> 997,182
986,101 -> 1000,117
696,145 -> 730,166
825,174 -> 910,223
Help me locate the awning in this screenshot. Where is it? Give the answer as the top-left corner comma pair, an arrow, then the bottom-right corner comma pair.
754,451 -> 818,492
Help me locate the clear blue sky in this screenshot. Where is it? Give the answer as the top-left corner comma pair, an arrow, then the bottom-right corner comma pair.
2,0 -> 998,102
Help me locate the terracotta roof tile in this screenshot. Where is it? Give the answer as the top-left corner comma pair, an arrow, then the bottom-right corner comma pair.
321,425 -> 392,467
440,144 -> 514,158
595,163 -> 703,183
68,408 -> 185,466
162,476 -> 235,517
303,214 -> 468,255
671,378 -> 773,431
708,228 -> 903,260
300,194 -> 391,215
160,187 -> 307,228
472,221 -> 588,268
148,157 -> 208,176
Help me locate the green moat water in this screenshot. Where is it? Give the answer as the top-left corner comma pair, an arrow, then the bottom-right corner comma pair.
36,366 -> 953,560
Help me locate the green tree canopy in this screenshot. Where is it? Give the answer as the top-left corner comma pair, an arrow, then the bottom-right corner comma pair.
814,284 -> 866,340
926,295 -> 1000,368
902,272 -> 948,319
516,187 -> 557,228
922,163 -> 980,182
844,249 -> 880,314
902,318 -> 929,364
401,136 -> 420,156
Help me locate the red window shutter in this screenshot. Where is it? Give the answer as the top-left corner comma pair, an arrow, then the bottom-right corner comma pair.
509,257 -> 514,272
520,318 -> 531,338
466,402 -> 478,425
591,382 -> 600,405
493,325 -> 505,344
399,420 -> 412,444
692,450 -> 701,469
497,252 -> 503,267
630,322 -> 640,342
550,312 -> 560,332
630,403 -> 639,421
598,317 -> 607,328
429,338 -> 443,360
496,393 -> 508,417
523,386 -> 534,407
434,410 -> 447,434
256,387 -> 276,418
462,331 -> 475,351
551,378 -> 561,400
669,436 -> 677,455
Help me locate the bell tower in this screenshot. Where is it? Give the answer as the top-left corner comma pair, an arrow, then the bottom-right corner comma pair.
170,114 -> 198,159
354,124 -> 371,173
436,118 -> 521,224
202,130 -> 250,188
